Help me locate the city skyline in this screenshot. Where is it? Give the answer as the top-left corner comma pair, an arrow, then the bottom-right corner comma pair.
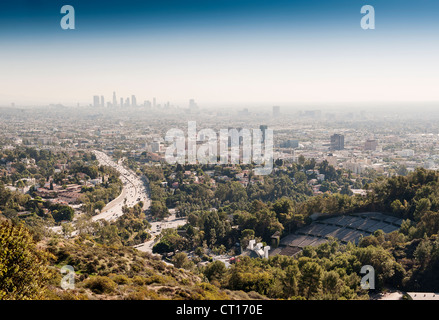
90,92 -> 196,109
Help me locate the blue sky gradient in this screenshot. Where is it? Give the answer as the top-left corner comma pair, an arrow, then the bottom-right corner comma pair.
0,0 -> 438,106
1,0 -> 438,38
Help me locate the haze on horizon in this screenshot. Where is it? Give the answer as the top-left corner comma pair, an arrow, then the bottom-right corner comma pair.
0,0 -> 438,107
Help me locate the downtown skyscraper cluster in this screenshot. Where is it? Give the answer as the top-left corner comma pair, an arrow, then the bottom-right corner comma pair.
94,92 -> 138,108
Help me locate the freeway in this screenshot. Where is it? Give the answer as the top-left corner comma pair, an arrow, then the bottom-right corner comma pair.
93,153 -> 187,253
50,150 -> 150,235
92,150 -> 150,222
52,151 -> 187,251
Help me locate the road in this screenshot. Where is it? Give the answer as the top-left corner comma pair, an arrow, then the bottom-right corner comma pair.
50,151 -> 151,235
374,291 -> 404,300
92,150 -> 150,222
134,211 -> 187,253
51,151 -> 186,250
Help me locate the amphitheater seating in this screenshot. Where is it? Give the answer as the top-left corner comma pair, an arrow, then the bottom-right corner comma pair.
276,212 -> 405,256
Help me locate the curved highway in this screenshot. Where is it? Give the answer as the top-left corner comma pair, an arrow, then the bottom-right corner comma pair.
92,150 -> 150,222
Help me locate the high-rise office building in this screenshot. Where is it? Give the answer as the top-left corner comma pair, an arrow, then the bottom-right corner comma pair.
189,99 -> 197,108
364,139 -> 378,151
100,96 -> 105,108
153,98 -> 156,108
151,141 -> 161,153
131,95 -> 137,107
330,134 -> 345,150
93,95 -> 100,108
125,97 -> 130,107
113,92 -> 117,107
120,98 -> 124,108
260,125 -> 268,143
189,99 -> 199,113
272,106 -> 280,117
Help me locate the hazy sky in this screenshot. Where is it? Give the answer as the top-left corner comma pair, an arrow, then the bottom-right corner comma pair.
0,0 -> 438,107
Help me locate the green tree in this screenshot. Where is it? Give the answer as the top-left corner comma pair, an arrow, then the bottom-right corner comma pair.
390,199 -> 406,216
322,270 -> 342,297
150,200 -> 169,220
283,264 -> 300,297
94,200 -> 106,213
0,222 -> 53,299
171,252 -> 193,270
340,183 -> 353,196
52,205 -> 74,222
299,261 -> 323,298
414,239 -> 432,269
414,198 -> 431,221
294,171 -> 307,184
204,260 -> 227,284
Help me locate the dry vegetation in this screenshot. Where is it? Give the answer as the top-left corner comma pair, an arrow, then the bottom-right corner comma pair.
43,237 -> 266,300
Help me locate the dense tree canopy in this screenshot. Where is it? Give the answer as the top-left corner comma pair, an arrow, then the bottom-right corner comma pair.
0,221 -> 53,300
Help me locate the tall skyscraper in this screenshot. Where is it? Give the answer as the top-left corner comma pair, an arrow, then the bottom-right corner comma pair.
189,99 -> 199,113
260,125 -> 268,143
113,92 -> 117,107
93,95 -> 100,108
131,95 -> 137,107
125,97 -> 130,107
100,96 -> 105,108
330,134 -> 345,150
153,97 -> 156,108
272,106 -> 280,118
120,98 -> 124,108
